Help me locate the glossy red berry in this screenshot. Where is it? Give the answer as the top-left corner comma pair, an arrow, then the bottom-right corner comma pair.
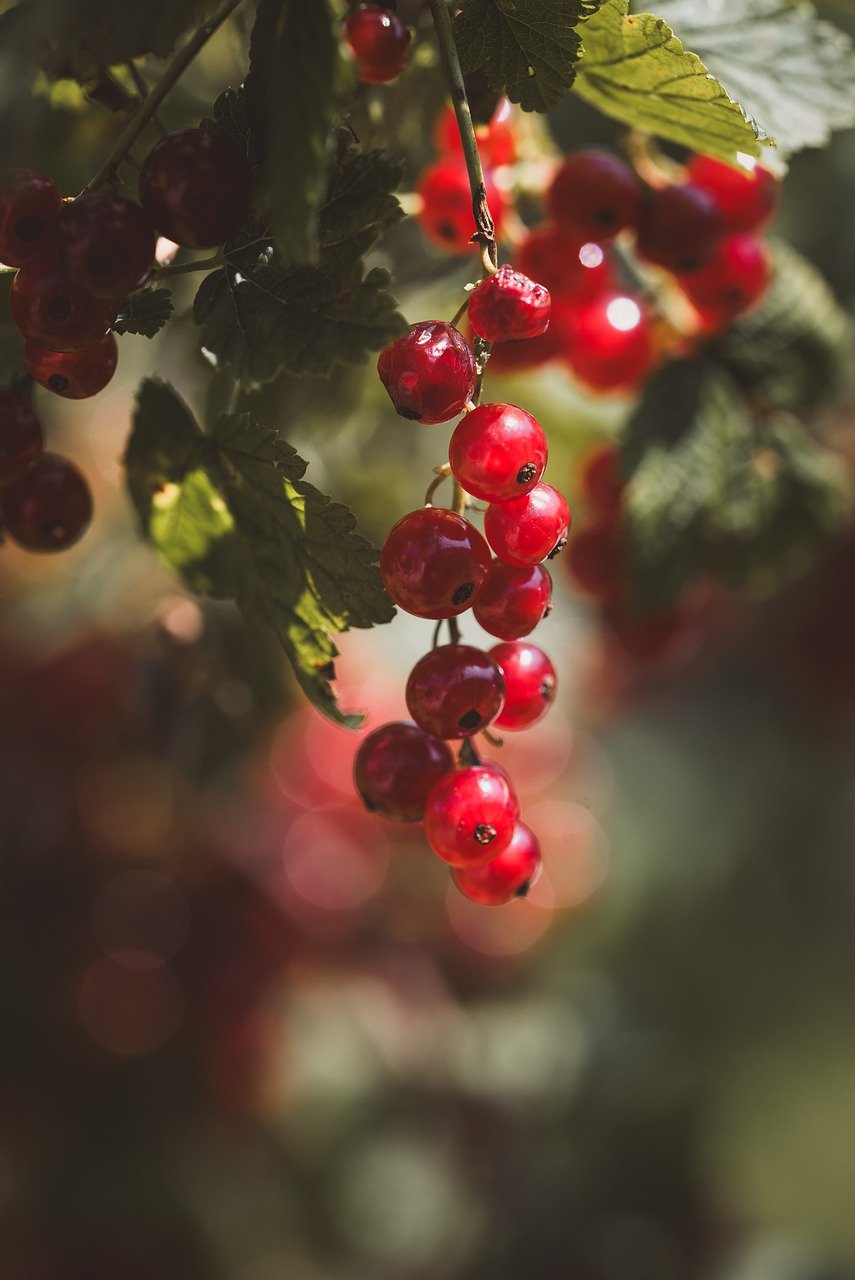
468,265 -> 550,343
377,321 -> 476,423
56,192 -> 155,300
484,483 -> 570,566
687,154 -> 779,235
452,821 -> 542,904
354,720 -> 454,822
0,389 -> 43,484
547,150 -> 641,241
406,644 -> 504,739
517,225 -> 614,303
449,402 -> 547,504
424,765 -> 520,866
344,4 -> 410,83
2,453 -> 92,551
380,506 -> 491,618
417,159 -> 506,254
635,182 -> 723,272
473,561 -> 552,640
10,260 -> 118,351
565,519 -> 623,601
677,233 -> 771,326
139,128 -> 252,248
490,640 -> 557,731
434,97 -> 516,167
0,170 -> 62,268
566,292 -> 656,393
578,441 -> 624,513
24,333 -> 118,399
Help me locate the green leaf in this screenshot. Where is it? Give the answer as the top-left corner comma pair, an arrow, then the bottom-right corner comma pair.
125,379 -> 394,726
113,287 -> 174,339
574,0 -> 768,163
454,0 -> 606,112
652,0 -> 855,155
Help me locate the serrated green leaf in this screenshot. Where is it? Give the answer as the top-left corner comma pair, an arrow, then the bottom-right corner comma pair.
574,0 -> 768,163
113,287 -> 174,339
124,380 -> 394,725
318,131 -> 405,270
205,86 -> 251,151
455,0 -> 606,112
652,0 -> 855,155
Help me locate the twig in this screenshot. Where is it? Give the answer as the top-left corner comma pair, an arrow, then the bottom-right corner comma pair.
153,252 -> 224,280
125,62 -> 167,136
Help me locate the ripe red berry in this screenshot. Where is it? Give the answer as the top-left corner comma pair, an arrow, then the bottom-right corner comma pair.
449,402 -> 547,504
604,603 -> 683,663
565,519 -> 623,601
473,560 -> 552,640
490,640 -> 557,731
687,154 -> 779,235
139,128 -> 252,248
417,159 -> 506,254
406,643 -> 505,738
344,4 -> 410,83
0,170 -> 62,268
635,182 -> 723,272
467,265 -> 550,343
24,333 -> 118,399
676,233 -> 771,326
10,260 -> 118,351
484,300 -> 574,373
380,506 -> 491,618
377,321 -> 476,423
547,150 -> 641,241
0,389 -> 43,484
566,292 -> 655,393
517,225 -> 614,303
424,765 -> 520,866
484,483 -> 570,566
578,441 -> 624,513
56,192 -> 155,300
2,453 -> 92,551
452,821 -> 542,904
434,97 -> 516,168
354,720 -> 454,822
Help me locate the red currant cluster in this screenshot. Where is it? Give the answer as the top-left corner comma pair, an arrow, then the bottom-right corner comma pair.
355,264 -> 570,905
0,390 -> 91,551
343,2 -> 412,85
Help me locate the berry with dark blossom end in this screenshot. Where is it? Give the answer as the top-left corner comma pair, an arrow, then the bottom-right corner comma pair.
0,170 -> 62,268
56,192 -> 155,300
0,389 -> 43,484
417,158 -> 506,255
547,150 -> 641,241
380,506 -> 491,618
490,640 -> 557,731
676,233 -> 771,326
473,561 -> 552,640
24,333 -> 118,399
406,644 -> 505,739
578,441 -> 624,514
424,765 -> 520,866
687,154 -> 779,235
635,182 -> 723,272
434,97 -> 516,167
10,260 -> 118,351
1,453 -> 92,551
517,224 -> 614,303
377,321 -> 476,424
139,128 -> 252,248
565,519 -> 623,601
484,483 -> 570,567
566,292 -> 656,393
344,4 -> 410,83
449,402 -> 547,503
467,265 -> 551,343
354,720 -> 454,822
452,821 -> 542,904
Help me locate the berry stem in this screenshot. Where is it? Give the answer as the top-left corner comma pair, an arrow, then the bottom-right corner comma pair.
153,251 -> 224,279
125,62 -> 168,137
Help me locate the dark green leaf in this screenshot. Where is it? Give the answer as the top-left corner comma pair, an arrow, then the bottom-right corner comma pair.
205,86 -> 251,151
318,131 -> 405,270
113,287 -> 174,339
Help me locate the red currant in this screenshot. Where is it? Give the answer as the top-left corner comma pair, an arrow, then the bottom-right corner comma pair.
566,292 -> 655,393
517,225 -> 614,303
56,192 -> 155,300
604,603 -> 682,663
344,4 -> 410,83
677,233 -> 770,326
139,128 -> 252,248
377,321 -> 476,423
24,333 -> 118,399
565,518 -> 623,601
490,640 -> 557,731
354,720 -> 454,822
406,643 -> 505,738
467,265 -> 550,343
484,483 -> 570,566
449,402 -> 547,504
0,389 -> 43,484
547,150 -> 641,241
578,441 -> 624,513
10,259 -> 118,351
434,98 -> 516,168
417,159 -> 506,254
380,506 -> 491,618
424,765 -> 519,866
0,170 -> 62,268
687,154 -> 779,235
473,561 -> 552,640
635,182 -> 723,272
2,453 -> 92,551
452,821 -> 542,904
484,300 -> 574,373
